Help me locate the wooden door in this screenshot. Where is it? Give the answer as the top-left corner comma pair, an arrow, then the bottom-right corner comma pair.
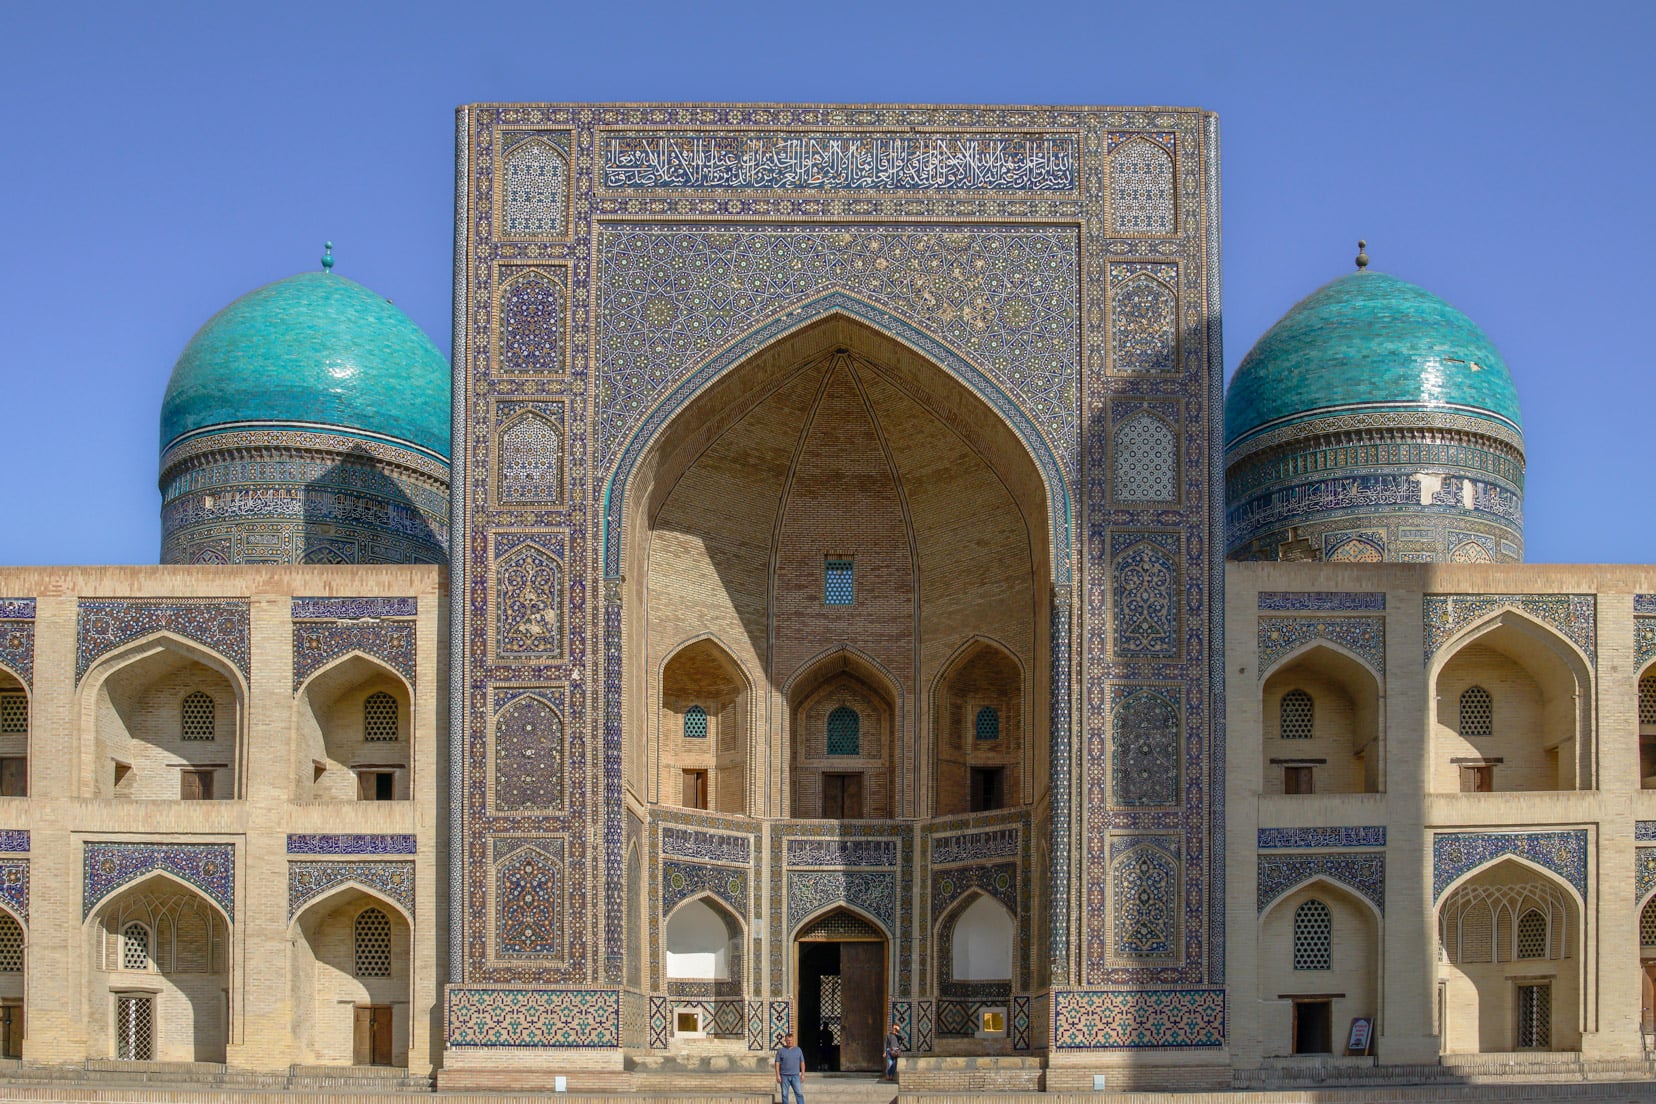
836,941 -> 884,1070
354,1005 -> 394,1065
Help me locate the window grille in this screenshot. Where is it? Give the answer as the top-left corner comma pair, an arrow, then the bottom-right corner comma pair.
121,923 -> 151,972
824,559 -> 854,605
1516,984 -> 1551,1048
355,907 -> 392,977
363,692 -> 399,742
1292,899 -> 1332,970
0,915 -> 21,973
0,692 -> 24,734
181,692 -> 215,741
684,705 -> 708,739
826,707 -> 860,756
1460,686 -> 1493,737
116,995 -> 153,1061
974,706 -> 1001,742
1279,689 -> 1314,740
1516,908 -> 1548,959
1642,898 -> 1656,948
1641,676 -> 1656,726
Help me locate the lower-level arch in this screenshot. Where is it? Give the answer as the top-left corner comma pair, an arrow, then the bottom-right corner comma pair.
289,885 -> 412,1067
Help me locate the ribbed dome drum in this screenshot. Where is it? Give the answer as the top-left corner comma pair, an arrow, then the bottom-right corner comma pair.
1224,268 -> 1524,563
158,267 -> 451,565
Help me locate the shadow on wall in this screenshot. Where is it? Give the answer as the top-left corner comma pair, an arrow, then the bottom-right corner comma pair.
302,444 -> 446,565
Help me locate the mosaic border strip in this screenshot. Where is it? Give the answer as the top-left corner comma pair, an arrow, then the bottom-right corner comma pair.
1257,615 -> 1384,677
1432,829 -> 1588,901
1423,594 -> 1595,666
1257,853 -> 1384,915
76,600 -> 251,683
1259,592 -> 1386,612
1257,826 -> 1385,849
291,597 -> 418,620
1052,988 -> 1224,1048
292,619 -> 418,690
288,859 -> 414,921
286,834 -> 418,855
83,841 -> 235,920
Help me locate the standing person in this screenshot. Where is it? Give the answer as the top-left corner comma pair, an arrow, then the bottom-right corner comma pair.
883,1021 -> 903,1083
775,1031 -> 806,1104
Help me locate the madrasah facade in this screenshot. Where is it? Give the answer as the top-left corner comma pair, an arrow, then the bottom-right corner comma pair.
0,102 -> 1652,1095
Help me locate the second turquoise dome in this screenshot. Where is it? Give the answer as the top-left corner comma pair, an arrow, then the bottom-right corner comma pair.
1225,271 -> 1521,451
161,271 -> 451,459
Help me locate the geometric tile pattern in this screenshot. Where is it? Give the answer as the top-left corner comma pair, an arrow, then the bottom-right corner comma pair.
661,860 -> 747,917
446,988 -> 620,1047
1010,994 -> 1032,1051
1423,594 -> 1596,667
1112,410 -> 1177,502
1432,830 -> 1588,901
0,861 -> 27,924
1259,592 -> 1386,612
84,842 -> 236,920
287,860 -> 413,921
0,616 -> 34,687
1636,618 -> 1656,672
1257,826 -> 1385,850
76,600 -> 251,682
1052,988 -> 1224,1048
1257,853 -> 1385,915
501,137 -> 569,238
1110,688 -> 1179,807
914,999 -> 934,1052
499,271 -> 567,375
1257,615 -> 1385,677
1107,264 -> 1177,374
1637,848 -> 1656,906
931,862 -> 1017,919
286,834 -> 418,855
494,843 -> 563,959
787,870 -> 896,936
291,618 -> 417,690
492,694 -> 565,812
1107,135 -> 1175,236
888,1000 -> 911,1052
746,1000 -> 765,1051
648,995 -> 669,1050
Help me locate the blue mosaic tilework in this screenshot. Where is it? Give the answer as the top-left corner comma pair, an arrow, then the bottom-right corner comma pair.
746,1000 -> 765,1051
0,615 -> 32,688
931,862 -> 1017,918
291,597 -> 417,620
785,838 -> 897,868
661,826 -> 751,864
1258,616 -> 1385,677
1111,532 -> 1179,659
768,1000 -> 792,1047
447,988 -> 620,1047
286,834 -> 417,855
495,843 -> 563,959
1424,594 -> 1595,666
0,601 -> 34,620
288,860 -> 413,921
1638,849 -> 1656,905
1258,826 -> 1385,849
787,870 -> 897,936
1110,687 -> 1180,808
1636,619 -> 1656,672
601,132 -> 1077,192
498,270 -> 567,374
493,537 -> 565,660
1638,595 -> 1656,616
1112,845 -> 1178,957
1638,822 -> 1656,843
1107,262 -> 1177,372
77,600 -> 250,682
662,860 -> 747,917
932,828 -> 1019,865
648,995 -> 669,1049
1052,989 -> 1224,1048
1011,995 -> 1031,1051
915,1000 -> 934,1052
1257,853 -> 1384,915
0,832 -> 28,854
888,1001 -> 912,1052
0,862 -> 27,924
85,842 -> 235,920
1432,830 -> 1588,901
1259,592 -> 1386,612
292,618 -> 417,690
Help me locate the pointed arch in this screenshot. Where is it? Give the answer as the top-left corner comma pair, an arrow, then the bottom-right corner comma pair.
1110,842 -> 1178,957
288,878 -> 414,932
497,409 -> 564,503
500,139 -> 569,238
1112,409 -> 1177,501
931,637 -> 1028,814
1261,641 -> 1383,794
791,901 -> 892,942
491,693 -> 564,813
1436,851 -> 1585,911
293,651 -> 412,803
1260,872 -> 1384,926
493,540 -> 564,660
84,868 -> 233,933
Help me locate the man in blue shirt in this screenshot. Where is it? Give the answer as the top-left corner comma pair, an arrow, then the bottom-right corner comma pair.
775,1031 -> 806,1104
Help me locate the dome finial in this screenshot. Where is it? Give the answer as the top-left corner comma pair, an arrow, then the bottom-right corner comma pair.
1355,240 -> 1369,271
321,241 -> 334,273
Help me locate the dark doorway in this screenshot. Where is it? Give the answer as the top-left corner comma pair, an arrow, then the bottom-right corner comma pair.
1292,999 -> 1332,1054
796,911 -> 886,1072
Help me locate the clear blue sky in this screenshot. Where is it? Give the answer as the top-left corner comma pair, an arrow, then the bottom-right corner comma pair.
3,1 -> 1650,564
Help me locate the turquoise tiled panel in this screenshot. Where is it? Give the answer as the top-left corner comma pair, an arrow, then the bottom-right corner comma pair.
1225,272 -> 1521,448
161,271 -> 451,458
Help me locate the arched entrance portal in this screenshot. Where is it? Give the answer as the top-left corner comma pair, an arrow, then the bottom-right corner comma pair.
795,908 -> 887,1072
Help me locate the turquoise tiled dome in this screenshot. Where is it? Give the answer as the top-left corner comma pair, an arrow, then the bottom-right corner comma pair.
1225,271 -> 1520,450
161,271 -> 450,459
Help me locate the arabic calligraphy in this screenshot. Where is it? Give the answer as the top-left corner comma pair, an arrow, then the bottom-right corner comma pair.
601,133 -> 1077,192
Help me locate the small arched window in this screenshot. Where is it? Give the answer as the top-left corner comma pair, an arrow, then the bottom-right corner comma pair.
121,922 -> 152,972
364,691 -> 399,742
181,692 -> 215,741
0,913 -> 22,973
1515,908 -> 1548,959
1279,689 -> 1314,740
354,907 -> 392,977
1460,686 -> 1493,737
684,705 -> 708,739
1292,899 -> 1332,970
826,707 -> 860,756
974,707 -> 1001,743
1640,675 -> 1656,727
0,690 -> 25,734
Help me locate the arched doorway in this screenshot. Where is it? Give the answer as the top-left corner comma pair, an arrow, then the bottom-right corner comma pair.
795,908 -> 887,1072
289,886 -> 412,1067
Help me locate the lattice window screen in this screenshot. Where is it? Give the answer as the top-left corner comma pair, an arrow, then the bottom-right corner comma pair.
684,705 -> 708,739
1460,686 -> 1493,737
1279,689 -> 1314,740
1292,899 -> 1332,970
1516,909 -> 1548,959
116,995 -> 153,1061
0,915 -> 21,973
1641,899 -> 1656,947
355,907 -> 392,977
1641,677 -> 1656,726
826,707 -> 860,756
181,692 -> 215,741
974,707 -> 1000,742
0,692 -> 24,734
121,923 -> 151,971
363,692 -> 399,742
824,559 -> 854,605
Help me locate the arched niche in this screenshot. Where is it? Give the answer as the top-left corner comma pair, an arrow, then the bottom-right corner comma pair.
788,651 -> 896,819
289,886 -> 411,1067
1257,880 -> 1379,1057
664,895 -> 743,989
656,638 -> 749,813
1638,667 -> 1656,787
1430,615 -> 1593,793
934,640 -> 1026,815
79,636 -> 244,801
934,892 -> 1015,1043
85,873 -> 230,1062
1436,858 -> 1581,1053
1261,644 -> 1383,795
0,670 -> 29,798
294,654 -> 412,802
